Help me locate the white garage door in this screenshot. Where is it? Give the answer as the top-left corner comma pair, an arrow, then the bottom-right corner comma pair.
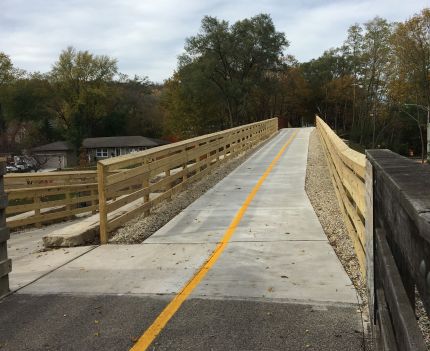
42,154 -> 65,169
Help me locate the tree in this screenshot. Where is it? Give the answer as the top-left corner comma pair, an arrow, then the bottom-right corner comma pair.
392,9 -> 430,106
1,74 -> 57,149
343,24 -> 363,127
0,53 -> 29,152
0,53 -> 15,85
164,14 -> 289,135
360,17 -> 393,147
49,47 -> 118,150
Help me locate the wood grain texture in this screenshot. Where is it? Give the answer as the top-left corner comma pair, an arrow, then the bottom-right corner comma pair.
316,116 -> 366,276
98,118 -> 278,242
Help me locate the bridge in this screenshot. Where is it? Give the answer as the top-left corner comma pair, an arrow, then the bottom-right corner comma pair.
0,118 -> 429,350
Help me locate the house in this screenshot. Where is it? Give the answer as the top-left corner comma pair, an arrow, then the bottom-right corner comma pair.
82,136 -> 170,163
32,141 -> 77,169
32,136 -> 170,169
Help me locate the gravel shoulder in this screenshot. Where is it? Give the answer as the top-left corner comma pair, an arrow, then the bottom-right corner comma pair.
305,129 -> 370,347
109,135 -> 276,244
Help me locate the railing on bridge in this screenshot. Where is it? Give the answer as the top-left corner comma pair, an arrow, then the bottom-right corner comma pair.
0,158 -> 11,297
96,118 -> 278,244
5,171 -> 99,229
366,150 -> 429,350
317,116 -> 429,349
316,116 -> 366,276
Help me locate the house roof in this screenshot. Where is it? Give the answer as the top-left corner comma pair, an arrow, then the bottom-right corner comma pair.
82,136 -> 169,148
146,137 -> 170,146
32,141 -> 73,152
32,136 -> 170,152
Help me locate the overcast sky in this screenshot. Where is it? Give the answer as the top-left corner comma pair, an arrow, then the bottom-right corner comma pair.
1,0 -> 428,82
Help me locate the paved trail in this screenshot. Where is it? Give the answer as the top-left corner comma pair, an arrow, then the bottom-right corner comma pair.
0,128 -> 364,351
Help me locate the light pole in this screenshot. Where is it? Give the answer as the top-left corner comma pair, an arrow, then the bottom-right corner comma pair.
370,111 -> 376,148
404,103 -> 430,163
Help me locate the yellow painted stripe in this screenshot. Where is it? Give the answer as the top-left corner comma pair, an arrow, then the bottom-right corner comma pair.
130,130 -> 298,351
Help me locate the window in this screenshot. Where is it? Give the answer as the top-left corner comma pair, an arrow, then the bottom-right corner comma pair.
96,148 -> 108,157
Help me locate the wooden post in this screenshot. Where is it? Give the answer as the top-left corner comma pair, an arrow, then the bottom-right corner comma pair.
165,168 -> 172,200
0,158 -> 11,298
65,177 -> 72,220
182,149 -> 188,185
91,189 -> 97,215
142,161 -> 150,216
34,196 -> 41,228
365,157 -> 375,334
143,178 -> 150,216
97,162 -> 109,244
222,135 -> 229,161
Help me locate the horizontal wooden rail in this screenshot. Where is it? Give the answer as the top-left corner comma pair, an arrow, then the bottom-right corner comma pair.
97,118 -> 278,244
5,171 -> 100,229
4,171 -> 99,189
316,116 -> 366,276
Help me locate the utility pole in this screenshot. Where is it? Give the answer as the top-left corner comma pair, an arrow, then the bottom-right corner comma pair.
427,107 -> 430,163
352,82 -> 356,127
370,112 -> 375,148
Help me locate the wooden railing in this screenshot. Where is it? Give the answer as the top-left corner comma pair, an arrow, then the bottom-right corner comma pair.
5,171 -> 99,228
316,116 -> 366,276
366,150 -> 429,350
0,158 -> 11,297
317,117 -> 429,348
97,118 -> 278,243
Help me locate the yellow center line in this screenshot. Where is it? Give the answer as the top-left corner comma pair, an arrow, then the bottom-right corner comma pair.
130,130 -> 298,351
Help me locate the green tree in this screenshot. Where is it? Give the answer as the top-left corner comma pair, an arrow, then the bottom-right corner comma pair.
165,14 -> 289,136
391,9 -> 430,107
0,53 -> 16,85
49,47 -> 118,149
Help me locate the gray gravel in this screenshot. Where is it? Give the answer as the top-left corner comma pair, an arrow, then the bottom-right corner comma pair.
305,130 -> 366,299
305,130 -> 370,347
416,289 -> 430,348
109,137 -> 273,244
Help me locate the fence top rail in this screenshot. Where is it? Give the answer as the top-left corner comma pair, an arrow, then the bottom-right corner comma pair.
6,182 -> 98,196
99,118 -> 277,169
316,115 -> 366,178
4,170 -> 98,179
366,149 -> 430,242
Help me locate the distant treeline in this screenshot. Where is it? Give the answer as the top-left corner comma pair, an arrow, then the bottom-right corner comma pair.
0,48 -> 166,153
1,9 -> 429,158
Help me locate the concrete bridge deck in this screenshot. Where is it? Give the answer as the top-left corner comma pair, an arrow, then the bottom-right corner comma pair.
0,128 -> 364,350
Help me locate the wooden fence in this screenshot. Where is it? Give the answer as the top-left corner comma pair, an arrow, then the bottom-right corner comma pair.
5,171 -> 99,229
0,158 -> 11,297
316,116 -> 366,276
366,150 -> 429,350
97,118 -> 278,243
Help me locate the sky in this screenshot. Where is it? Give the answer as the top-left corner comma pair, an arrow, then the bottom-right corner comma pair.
1,0 -> 429,83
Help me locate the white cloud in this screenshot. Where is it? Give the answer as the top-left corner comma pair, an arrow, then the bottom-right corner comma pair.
0,0 -> 428,82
